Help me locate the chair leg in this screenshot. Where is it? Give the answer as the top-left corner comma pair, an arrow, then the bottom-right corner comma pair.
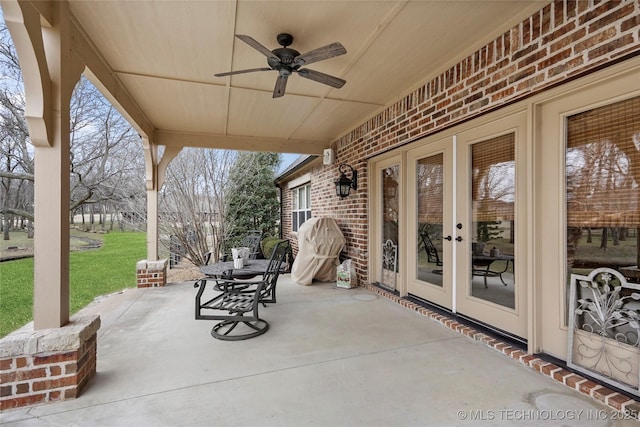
210,319 -> 269,341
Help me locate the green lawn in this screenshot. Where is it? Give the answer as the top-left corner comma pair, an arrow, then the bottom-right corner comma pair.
0,231 -> 146,338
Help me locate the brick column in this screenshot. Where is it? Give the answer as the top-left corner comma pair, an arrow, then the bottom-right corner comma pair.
136,259 -> 168,288
0,315 -> 100,410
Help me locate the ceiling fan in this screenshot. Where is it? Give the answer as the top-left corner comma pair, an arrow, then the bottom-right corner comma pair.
215,33 -> 347,98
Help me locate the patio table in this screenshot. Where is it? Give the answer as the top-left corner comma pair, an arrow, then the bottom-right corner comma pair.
200,259 -> 272,279
472,255 -> 514,288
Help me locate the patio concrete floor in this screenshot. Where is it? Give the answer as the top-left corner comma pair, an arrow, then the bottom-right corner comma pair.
1,275 -> 637,426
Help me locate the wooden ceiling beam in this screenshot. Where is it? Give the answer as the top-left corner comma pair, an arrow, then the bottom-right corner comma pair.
157,130 -> 327,155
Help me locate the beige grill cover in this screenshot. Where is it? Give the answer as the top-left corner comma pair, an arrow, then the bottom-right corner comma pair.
291,217 -> 346,285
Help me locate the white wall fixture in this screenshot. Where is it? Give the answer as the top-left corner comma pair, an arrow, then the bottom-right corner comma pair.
323,148 -> 335,165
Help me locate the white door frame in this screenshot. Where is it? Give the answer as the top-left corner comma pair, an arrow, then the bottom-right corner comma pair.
405,134 -> 456,310
454,110 -> 529,339
368,153 -> 404,292
536,70 -> 640,358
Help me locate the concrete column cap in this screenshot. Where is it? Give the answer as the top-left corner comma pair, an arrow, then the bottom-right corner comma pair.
0,314 -> 101,358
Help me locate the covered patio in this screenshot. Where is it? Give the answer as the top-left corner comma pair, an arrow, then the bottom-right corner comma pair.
1,276 -> 636,425
3,0 -> 640,418
0,0 -> 547,330
0,0 -> 547,409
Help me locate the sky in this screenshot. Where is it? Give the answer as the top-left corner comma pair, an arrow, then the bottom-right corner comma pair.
278,153 -> 301,173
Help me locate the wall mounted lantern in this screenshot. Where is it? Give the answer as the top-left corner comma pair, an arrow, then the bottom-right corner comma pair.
383,169 -> 398,200
335,164 -> 358,198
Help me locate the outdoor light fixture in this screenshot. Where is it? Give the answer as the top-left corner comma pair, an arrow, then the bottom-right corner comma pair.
335,164 -> 358,198
383,170 -> 398,200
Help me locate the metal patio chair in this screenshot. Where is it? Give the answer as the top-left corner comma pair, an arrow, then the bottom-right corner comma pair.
194,240 -> 290,340
419,229 -> 443,274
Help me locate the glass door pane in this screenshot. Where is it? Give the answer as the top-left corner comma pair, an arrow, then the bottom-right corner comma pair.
407,136 -> 454,309
566,96 -> 640,282
383,165 -> 400,247
417,154 -> 444,287
380,164 -> 400,291
470,133 -> 516,308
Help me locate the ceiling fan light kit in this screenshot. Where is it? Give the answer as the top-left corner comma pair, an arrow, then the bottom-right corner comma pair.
215,33 -> 347,98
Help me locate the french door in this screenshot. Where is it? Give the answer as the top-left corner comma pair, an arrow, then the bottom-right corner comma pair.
406,136 -> 455,309
404,112 -> 528,339
454,112 -> 528,339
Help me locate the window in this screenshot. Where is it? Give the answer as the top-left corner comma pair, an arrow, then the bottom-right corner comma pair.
566,96 -> 640,280
471,133 -> 516,308
292,184 -> 312,232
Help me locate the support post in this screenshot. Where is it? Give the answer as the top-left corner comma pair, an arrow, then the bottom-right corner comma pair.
146,187 -> 159,260
5,0 -> 83,329
143,138 -> 182,261
143,138 -> 159,260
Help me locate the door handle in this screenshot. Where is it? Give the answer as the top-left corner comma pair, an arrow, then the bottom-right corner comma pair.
455,236 -> 463,242
444,236 -> 452,241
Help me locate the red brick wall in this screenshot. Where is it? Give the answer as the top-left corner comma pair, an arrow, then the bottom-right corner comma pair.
280,179 -> 295,253
136,259 -> 168,288
0,318 -> 99,410
281,0 -> 640,283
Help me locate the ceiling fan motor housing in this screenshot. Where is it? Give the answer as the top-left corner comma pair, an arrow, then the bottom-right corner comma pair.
269,47 -> 301,68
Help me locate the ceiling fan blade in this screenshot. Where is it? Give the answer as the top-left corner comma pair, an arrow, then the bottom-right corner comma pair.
294,42 -> 346,67
296,68 -> 346,89
273,74 -> 289,98
235,35 -> 280,62
215,67 -> 272,77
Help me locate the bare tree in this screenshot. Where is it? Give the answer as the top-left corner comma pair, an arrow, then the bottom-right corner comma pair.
159,148 -> 236,266
68,78 -> 142,225
0,20 -> 145,237
0,23 -> 33,238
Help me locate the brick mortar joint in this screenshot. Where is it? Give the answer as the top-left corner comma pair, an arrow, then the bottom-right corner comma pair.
2,364 -> 76,376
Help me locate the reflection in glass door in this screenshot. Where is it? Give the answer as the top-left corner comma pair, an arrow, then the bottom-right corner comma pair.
380,164 -> 400,291
470,134 -> 516,308
417,154 -> 444,287
407,136 -> 454,309
383,165 -> 400,247
566,96 -> 640,282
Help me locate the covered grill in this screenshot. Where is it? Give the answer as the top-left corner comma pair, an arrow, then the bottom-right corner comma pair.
291,217 -> 346,285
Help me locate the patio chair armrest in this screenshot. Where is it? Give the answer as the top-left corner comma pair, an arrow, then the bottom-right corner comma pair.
215,278 -> 265,292
193,277 -> 208,289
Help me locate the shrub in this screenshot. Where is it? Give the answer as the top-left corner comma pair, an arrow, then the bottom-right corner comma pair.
261,237 -> 286,259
